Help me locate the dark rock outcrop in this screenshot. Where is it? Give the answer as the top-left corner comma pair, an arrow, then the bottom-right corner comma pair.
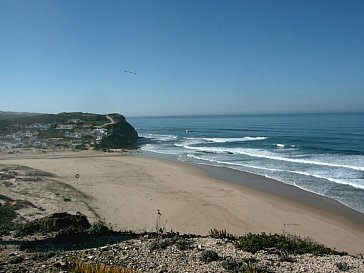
96,115 -> 138,150
15,212 -> 91,236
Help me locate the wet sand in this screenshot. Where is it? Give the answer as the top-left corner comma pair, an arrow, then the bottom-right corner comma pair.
1,149 -> 363,254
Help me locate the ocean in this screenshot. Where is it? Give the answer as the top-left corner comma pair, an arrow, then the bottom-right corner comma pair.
129,113 -> 364,213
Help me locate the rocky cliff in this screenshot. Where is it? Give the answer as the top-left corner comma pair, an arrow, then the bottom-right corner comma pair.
95,114 -> 139,150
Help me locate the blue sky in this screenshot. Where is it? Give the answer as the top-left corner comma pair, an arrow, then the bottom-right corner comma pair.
1,0 -> 363,116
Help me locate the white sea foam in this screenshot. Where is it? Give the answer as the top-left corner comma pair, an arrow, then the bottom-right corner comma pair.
181,145 -> 364,171
276,144 -> 285,148
243,165 -> 364,189
140,133 -> 178,141
244,151 -> 364,172
175,139 -> 202,147
186,154 -> 221,164
180,136 -> 267,145
201,136 -> 267,143
186,154 -> 364,190
141,144 -> 183,155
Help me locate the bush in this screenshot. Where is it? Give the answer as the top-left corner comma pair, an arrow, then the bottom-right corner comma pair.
222,257 -> 263,273
149,235 -> 192,251
171,235 -> 191,250
243,262 -> 261,273
336,262 -> 350,271
221,257 -> 245,272
199,250 -> 219,263
0,225 -> 11,236
235,232 -> 347,256
0,203 -> 17,227
149,238 -> 170,250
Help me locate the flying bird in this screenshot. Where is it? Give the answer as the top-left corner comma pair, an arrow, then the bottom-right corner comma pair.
124,70 -> 137,75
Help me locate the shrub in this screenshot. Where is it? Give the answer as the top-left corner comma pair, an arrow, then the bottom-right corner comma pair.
0,225 -> 11,236
235,232 -> 347,256
221,257 -> 264,273
336,262 -> 350,271
199,250 -> 219,263
221,257 -> 245,272
170,235 -> 191,250
149,235 -> 191,251
279,250 -> 296,262
243,262 -> 260,273
149,238 -> 170,250
0,203 -> 17,225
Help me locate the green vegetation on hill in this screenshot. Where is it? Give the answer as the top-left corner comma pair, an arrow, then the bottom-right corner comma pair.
0,112 -> 108,132
0,111 -> 139,150
0,111 -> 41,119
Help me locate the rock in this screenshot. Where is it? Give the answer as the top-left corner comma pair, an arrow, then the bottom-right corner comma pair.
15,212 -> 91,236
95,115 -> 139,150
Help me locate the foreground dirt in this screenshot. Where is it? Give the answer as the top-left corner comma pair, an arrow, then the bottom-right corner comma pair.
1,233 -> 364,273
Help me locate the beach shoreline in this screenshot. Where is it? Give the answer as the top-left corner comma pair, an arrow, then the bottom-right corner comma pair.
1,149 -> 363,254
140,150 -> 364,227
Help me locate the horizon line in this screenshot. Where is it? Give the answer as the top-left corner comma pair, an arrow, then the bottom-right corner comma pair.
1,110 -> 364,118
127,110 -> 364,119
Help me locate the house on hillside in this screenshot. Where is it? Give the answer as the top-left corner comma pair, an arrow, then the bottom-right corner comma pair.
56,124 -> 76,130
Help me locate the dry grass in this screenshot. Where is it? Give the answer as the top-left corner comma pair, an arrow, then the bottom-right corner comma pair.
67,258 -> 137,273
209,228 -> 235,239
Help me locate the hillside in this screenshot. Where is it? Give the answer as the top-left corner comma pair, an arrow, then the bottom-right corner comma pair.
0,112 -> 108,131
0,111 -> 42,120
0,112 -> 138,150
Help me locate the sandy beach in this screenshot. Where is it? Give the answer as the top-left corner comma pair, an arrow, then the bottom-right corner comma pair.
1,149 -> 363,254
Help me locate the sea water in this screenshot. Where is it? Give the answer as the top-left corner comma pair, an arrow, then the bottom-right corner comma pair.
129,113 -> 364,213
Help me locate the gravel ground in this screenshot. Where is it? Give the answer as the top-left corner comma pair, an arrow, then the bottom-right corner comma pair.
1,235 -> 364,273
